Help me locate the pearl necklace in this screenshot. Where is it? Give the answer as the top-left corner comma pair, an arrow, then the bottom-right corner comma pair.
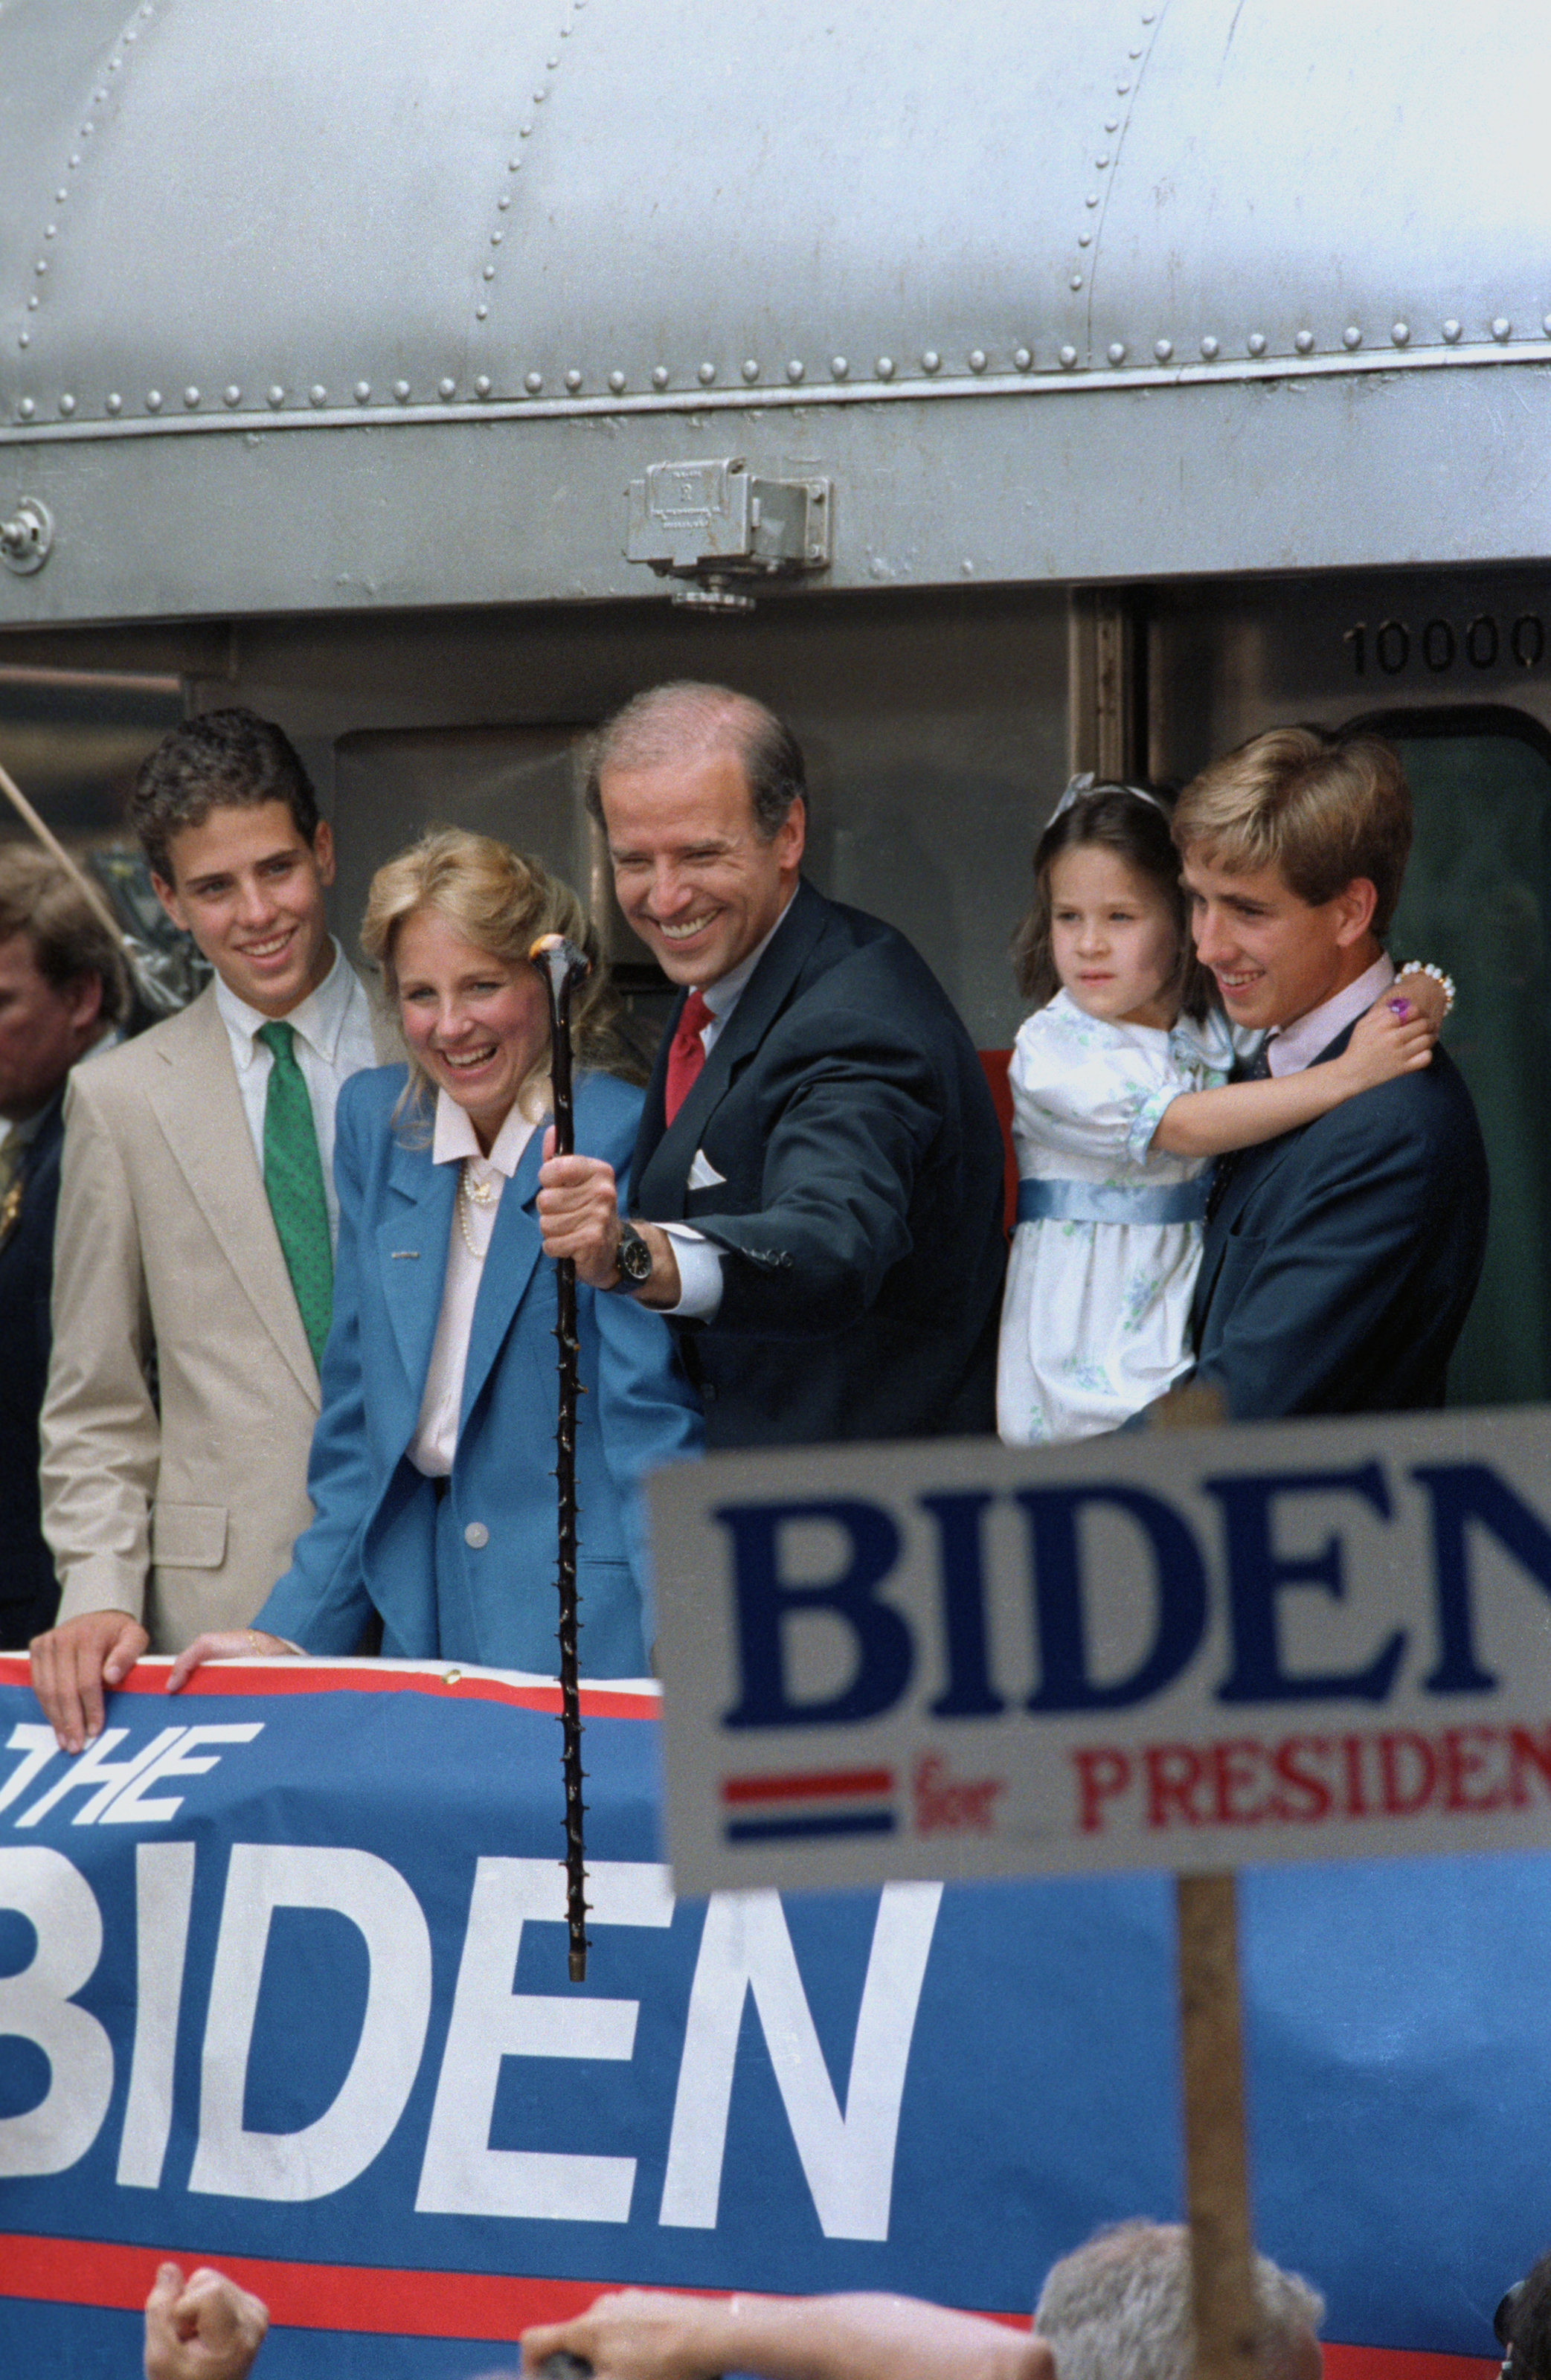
458,1160 -> 495,1259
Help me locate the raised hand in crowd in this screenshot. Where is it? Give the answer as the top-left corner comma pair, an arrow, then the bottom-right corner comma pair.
143,2261 -> 269,2380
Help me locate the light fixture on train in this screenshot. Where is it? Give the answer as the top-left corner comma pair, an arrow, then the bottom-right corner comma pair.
0,497 -> 53,576
626,455 -> 832,611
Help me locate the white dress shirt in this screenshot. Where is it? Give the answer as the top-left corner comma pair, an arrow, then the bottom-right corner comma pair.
659,890 -> 799,1322
408,1092 -> 540,1476
1264,953 -> 1395,1077
215,940 -> 379,1248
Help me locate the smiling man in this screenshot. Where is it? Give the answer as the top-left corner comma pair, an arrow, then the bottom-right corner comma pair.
31,710 -> 385,1750
537,681 -> 1008,1447
1169,725 -> 1488,1417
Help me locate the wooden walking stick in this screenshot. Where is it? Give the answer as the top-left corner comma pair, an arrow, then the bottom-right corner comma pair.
530,931 -> 594,1981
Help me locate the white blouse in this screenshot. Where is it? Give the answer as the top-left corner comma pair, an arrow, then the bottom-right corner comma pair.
996,991 -> 1233,1444
409,1093 -> 540,1475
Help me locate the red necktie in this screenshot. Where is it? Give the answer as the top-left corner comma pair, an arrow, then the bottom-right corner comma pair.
664,989 -> 713,1124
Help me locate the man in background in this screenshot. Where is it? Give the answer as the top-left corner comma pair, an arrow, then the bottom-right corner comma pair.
30,708 -> 382,1751
0,846 -> 126,1649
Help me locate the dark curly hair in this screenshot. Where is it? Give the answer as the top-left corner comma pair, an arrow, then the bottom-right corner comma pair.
1011,782 -> 1213,1023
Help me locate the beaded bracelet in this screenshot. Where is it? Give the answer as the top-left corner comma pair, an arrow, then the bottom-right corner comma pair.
1396,959 -> 1457,1019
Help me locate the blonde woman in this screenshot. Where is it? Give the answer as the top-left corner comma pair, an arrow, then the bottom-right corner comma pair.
169,828 -> 700,1682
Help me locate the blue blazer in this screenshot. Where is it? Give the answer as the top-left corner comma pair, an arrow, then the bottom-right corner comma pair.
255,1067 -> 702,1673
1190,1027 -> 1489,1416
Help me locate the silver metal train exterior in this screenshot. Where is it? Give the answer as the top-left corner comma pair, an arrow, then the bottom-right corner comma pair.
0,0 -> 1547,1403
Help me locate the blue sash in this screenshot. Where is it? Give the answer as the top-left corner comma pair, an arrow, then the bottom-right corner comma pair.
1016,1176 -> 1209,1226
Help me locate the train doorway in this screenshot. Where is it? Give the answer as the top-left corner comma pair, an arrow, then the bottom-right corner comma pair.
1357,706 -> 1551,1408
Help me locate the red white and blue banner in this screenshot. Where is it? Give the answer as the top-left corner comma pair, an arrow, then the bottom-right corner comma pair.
0,1650 -> 1536,2378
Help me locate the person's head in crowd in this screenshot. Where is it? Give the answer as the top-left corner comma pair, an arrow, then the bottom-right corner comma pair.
134,707 -> 336,1019
0,845 -> 126,1122
1012,779 -> 1215,1029
1034,2220 -> 1324,2380
1172,727 -> 1411,1037
1499,2245 -> 1551,2379
585,681 -> 806,989
361,825 -> 625,1150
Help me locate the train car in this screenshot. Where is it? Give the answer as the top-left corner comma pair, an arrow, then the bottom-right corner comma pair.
1,0 -> 1547,1413
0,2 -> 1547,2370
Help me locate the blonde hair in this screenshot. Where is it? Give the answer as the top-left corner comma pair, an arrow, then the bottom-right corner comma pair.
1172,727 -> 1412,936
360,826 -> 630,1120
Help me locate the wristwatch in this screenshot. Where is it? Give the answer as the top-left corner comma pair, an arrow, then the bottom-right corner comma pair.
613,1220 -> 654,1288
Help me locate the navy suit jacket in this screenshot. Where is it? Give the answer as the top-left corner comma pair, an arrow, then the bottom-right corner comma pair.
0,1089 -> 63,1644
1190,1025 -> 1489,1417
631,879 -> 1008,1449
257,1067 -> 701,1673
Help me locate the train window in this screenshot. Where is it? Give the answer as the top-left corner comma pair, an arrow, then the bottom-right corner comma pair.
333,721 -> 590,960
1357,705 -> 1551,1407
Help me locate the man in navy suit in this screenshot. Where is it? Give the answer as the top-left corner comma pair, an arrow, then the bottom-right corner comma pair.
0,849 -> 126,1646
1173,727 -> 1488,1417
538,682 -> 1007,1448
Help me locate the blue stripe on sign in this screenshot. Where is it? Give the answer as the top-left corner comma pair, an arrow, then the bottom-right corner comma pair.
726,1810 -> 899,1844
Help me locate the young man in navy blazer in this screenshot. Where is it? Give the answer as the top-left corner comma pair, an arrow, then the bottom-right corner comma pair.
1172,726 -> 1488,1417
537,681 -> 1008,1449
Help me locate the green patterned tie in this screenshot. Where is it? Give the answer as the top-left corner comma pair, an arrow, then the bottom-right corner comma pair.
257,1020 -> 333,1369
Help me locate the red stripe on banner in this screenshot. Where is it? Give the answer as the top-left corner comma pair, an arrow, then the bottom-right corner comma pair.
3,2239 -> 706,2338
1,2245 -> 1021,2341
0,2244 -> 1501,2373
722,1766 -> 896,1804
0,1653 -> 658,1720
1325,2350 -> 1496,2380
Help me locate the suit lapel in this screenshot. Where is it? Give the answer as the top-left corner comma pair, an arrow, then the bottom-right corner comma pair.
374,1136 -> 458,1401
460,1128 -> 544,1422
1199,1021 -> 1361,1306
144,991 -> 320,1401
632,1008 -> 674,1189
635,880 -> 828,1216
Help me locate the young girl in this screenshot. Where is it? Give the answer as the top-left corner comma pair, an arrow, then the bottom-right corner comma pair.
998,778 -> 1442,1442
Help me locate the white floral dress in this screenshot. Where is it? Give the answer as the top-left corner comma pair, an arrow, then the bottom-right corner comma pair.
997,990 -> 1235,1444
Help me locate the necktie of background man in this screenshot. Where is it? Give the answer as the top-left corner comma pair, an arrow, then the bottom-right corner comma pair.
257,1019 -> 333,1367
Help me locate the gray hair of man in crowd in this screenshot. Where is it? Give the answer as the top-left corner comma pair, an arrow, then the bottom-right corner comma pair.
1035,2222 -> 1325,2380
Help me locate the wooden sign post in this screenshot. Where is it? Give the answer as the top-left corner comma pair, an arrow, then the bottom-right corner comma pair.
1155,1386 -> 1261,2380
1178,1871 -> 1260,2380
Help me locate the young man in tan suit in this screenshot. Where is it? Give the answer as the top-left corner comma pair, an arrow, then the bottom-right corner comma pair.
30,710 -> 384,1751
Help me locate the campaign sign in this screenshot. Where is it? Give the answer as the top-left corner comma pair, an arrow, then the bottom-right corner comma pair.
649,1407 -> 1551,1894
0,1653 -> 1541,2377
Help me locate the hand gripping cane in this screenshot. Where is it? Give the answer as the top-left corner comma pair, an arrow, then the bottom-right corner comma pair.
530,932 -> 594,1981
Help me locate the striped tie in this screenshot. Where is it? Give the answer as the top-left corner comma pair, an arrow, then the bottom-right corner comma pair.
257,1020 -> 333,1368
